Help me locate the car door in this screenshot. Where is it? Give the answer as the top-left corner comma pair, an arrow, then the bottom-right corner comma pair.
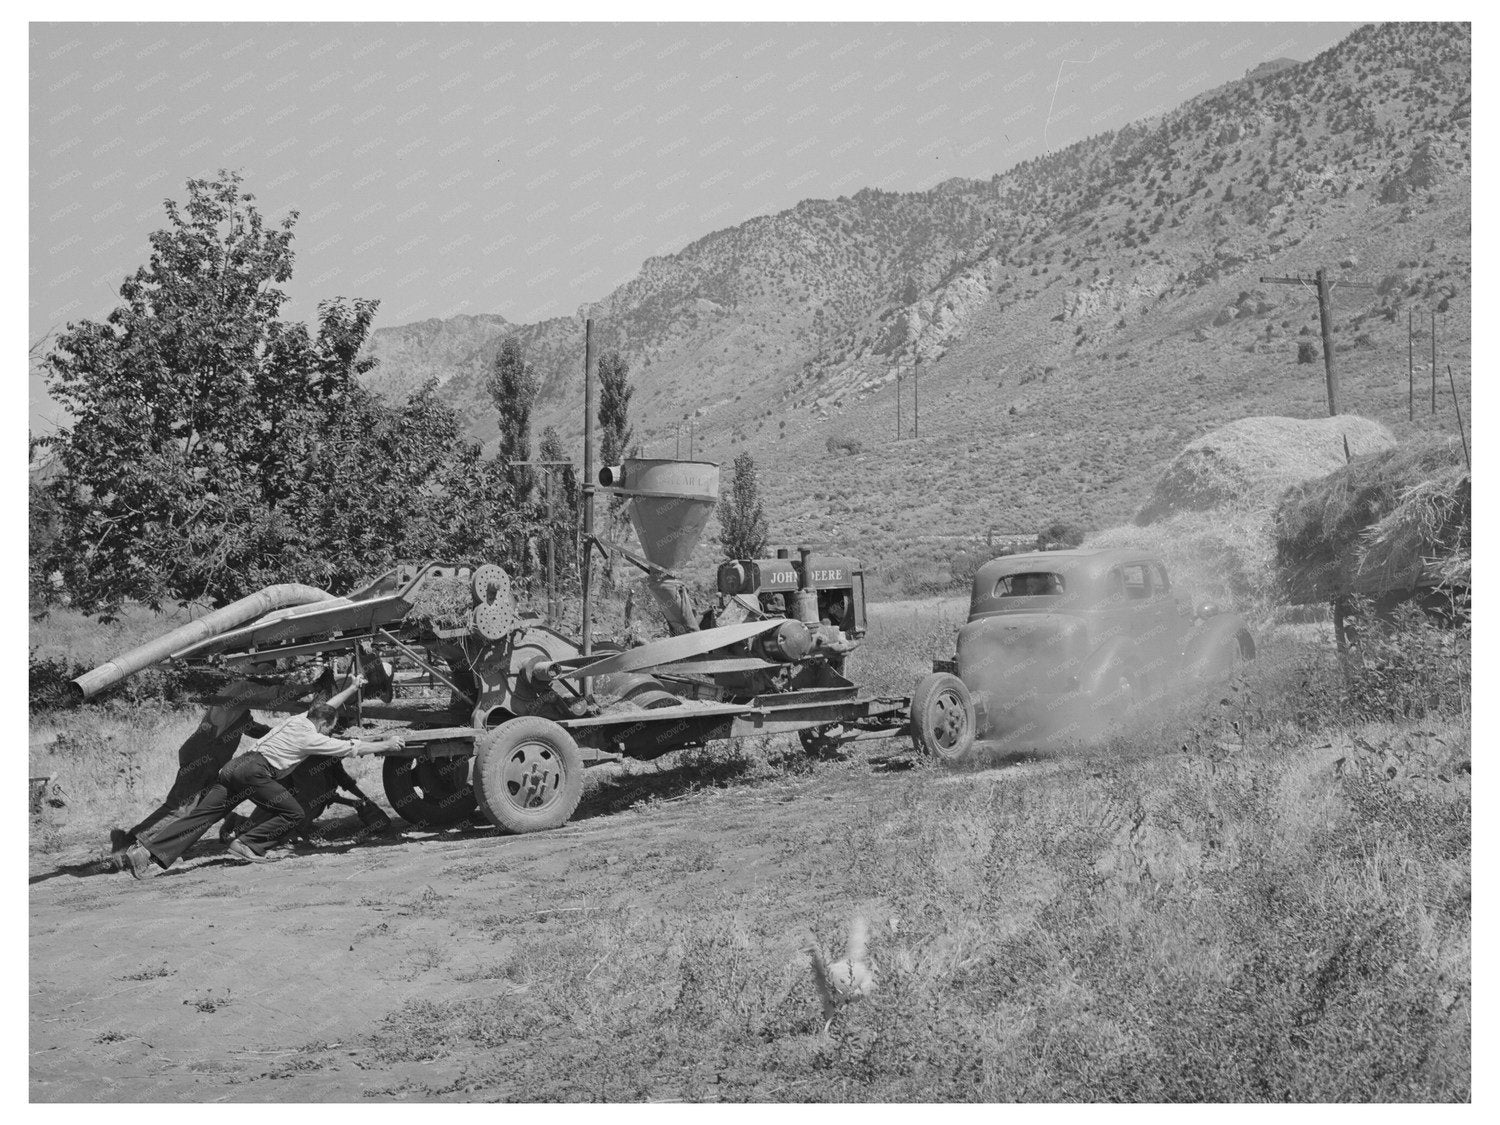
1148,561 -> 1193,670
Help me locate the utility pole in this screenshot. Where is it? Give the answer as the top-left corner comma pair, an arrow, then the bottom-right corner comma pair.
1260,267 -> 1375,417
581,318 -> 596,677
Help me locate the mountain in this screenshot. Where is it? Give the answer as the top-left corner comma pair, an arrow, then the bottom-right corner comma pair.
361,22 -> 1472,591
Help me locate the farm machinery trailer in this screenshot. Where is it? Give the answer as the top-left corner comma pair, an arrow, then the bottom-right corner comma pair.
71,457 -> 909,837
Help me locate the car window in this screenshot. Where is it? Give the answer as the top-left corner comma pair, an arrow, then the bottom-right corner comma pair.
1153,564 -> 1172,595
1120,564 -> 1151,599
994,572 -> 1065,597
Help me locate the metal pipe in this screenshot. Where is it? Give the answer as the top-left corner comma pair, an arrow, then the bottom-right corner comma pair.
71,583 -> 335,701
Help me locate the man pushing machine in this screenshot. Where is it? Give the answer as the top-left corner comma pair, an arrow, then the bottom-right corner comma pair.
119,676 -> 406,880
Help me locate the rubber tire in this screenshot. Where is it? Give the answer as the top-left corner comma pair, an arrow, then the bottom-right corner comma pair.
1090,666 -> 1140,733
382,756 -> 478,829
910,672 -> 977,765
1186,629 -> 1253,685
473,716 -> 585,834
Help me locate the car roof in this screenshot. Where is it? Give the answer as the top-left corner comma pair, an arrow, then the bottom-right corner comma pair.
980,548 -> 1160,575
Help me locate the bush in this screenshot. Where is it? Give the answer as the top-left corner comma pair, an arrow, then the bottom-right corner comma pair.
1036,520 -> 1087,551
826,435 -> 865,456
29,652 -> 84,713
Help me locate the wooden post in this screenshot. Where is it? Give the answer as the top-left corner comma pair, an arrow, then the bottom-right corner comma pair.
1447,365 -> 1470,472
1408,308 -> 1414,422
1430,309 -> 1437,415
896,370 -> 902,439
688,416 -> 694,459
914,354 -> 920,438
1315,267 -> 1338,417
581,318 -> 596,672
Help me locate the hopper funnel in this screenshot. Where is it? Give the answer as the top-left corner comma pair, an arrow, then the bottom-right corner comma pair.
598,458 -> 719,573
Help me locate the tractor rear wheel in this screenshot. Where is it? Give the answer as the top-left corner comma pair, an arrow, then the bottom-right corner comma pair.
382,755 -> 478,829
910,672 -> 977,765
473,716 -> 585,834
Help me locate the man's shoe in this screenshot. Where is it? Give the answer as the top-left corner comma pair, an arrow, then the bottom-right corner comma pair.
123,844 -> 158,881
227,839 -> 275,864
218,812 -> 248,844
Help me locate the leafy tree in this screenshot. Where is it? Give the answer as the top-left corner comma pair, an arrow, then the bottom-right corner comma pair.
718,451 -> 769,560
596,350 -> 635,586
486,336 -> 537,499
35,170 -> 541,615
39,171 -> 383,613
597,350 -> 634,467
537,425 -> 579,587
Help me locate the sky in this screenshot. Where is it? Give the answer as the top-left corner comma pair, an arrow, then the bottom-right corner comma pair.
29,20 -> 1363,430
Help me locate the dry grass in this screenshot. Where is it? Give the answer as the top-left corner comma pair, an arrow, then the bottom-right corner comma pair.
1274,438 -> 1469,602
30,595 -> 1470,1101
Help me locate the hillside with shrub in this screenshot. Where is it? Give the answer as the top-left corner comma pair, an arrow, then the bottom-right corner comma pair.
364,22 -> 1471,595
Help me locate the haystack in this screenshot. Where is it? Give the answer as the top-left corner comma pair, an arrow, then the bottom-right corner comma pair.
1085,414 -> 1397,613
1273,438 -> 1469,604
1135,415 -> 1396,526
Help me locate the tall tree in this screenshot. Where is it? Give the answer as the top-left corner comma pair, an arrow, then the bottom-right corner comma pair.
596,349 -> 635,586
718,451 -> 769,560
486,335 -> 538,499
597,350 -> 634,467
39,171 -> 381,613
537,425 -> 579,587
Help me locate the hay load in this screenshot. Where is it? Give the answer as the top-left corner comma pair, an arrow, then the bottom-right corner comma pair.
1135,415 -> 1396,526
1087,414 -> 1397,613
1273,438 -> 1470,604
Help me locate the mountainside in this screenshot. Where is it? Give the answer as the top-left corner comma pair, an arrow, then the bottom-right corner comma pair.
362,22 -> 1472,583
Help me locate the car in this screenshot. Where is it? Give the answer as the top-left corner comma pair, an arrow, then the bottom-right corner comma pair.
910,548 -> 1254,762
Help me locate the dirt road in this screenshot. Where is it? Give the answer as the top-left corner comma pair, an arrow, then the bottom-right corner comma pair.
35,742 -> 1030,1101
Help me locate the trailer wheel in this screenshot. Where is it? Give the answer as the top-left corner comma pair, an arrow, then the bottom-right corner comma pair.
382,756 -> 478,829
910,672 -> 976,765
473,716 -> 584,834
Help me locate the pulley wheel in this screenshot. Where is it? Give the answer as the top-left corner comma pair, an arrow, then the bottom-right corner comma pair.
472,564 -> 519,641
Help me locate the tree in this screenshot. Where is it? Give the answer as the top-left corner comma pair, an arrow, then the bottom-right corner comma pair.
597,350 -> 634,467
39,171 -> 383,614
537,425 -> 579,588
486,335 -> 538,499
718,451 -> 769,560
596,350 -> 635,586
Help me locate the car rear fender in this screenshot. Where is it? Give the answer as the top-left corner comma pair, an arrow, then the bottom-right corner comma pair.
1076,636 -> 1141,697
1183,614 -> 1255,675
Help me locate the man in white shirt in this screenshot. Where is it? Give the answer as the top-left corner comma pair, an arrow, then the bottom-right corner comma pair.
123,693 -> 405,878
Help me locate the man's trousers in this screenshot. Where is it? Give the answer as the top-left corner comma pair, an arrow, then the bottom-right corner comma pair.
136,751 -> 305,869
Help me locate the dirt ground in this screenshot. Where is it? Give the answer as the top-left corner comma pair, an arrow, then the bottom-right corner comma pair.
31,738 -> 1026,1102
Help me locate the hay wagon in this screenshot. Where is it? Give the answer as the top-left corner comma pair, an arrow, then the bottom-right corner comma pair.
71,458 -> 908,836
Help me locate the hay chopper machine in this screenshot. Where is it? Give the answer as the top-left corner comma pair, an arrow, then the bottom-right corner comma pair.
72,330 -> 908,836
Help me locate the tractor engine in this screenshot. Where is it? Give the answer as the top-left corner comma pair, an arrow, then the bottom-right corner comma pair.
716,546 -> 867,650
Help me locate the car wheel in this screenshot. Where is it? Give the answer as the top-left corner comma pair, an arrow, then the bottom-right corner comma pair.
1092,665 -> 1141,730
910,672 -> 977,765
